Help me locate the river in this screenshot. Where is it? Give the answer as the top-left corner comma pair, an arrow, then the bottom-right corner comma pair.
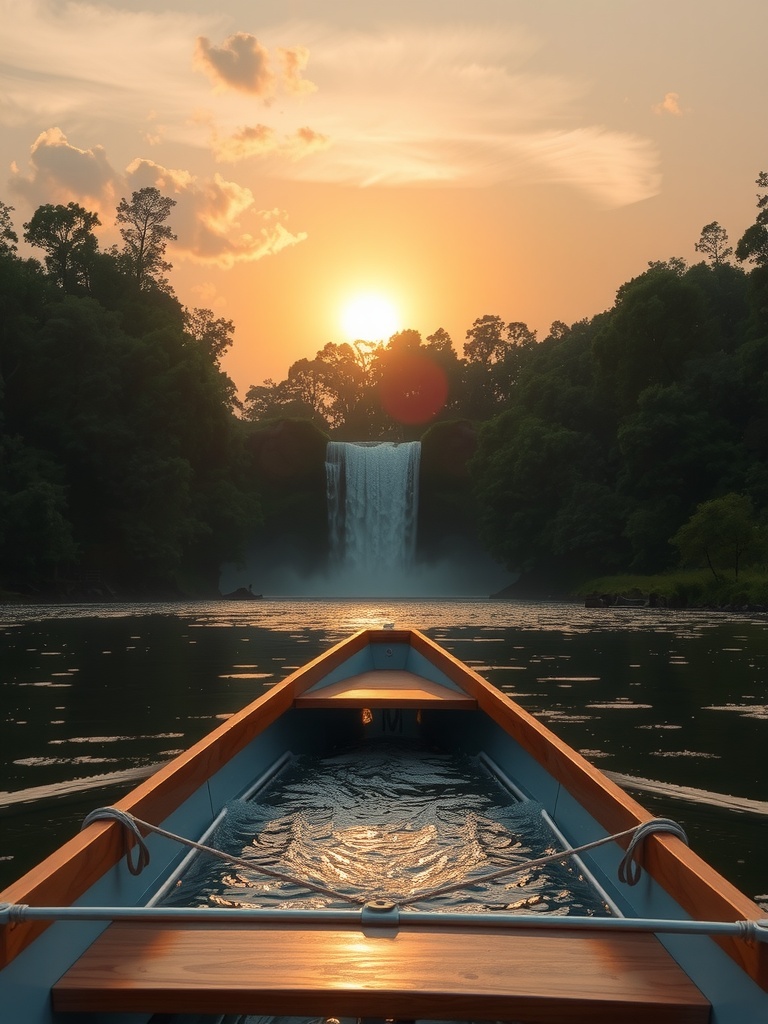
0,598 -> 766,909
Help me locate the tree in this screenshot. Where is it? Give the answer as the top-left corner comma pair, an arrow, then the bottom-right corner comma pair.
23,202 -> 100,292
464,315 -> 507,367
183,307 -> 235,364
647,257 -> 687,275
671,493 -> 764,580
695,222 -> 733,266
0,200 -> 18,256
736,172 -> 768,267
471,411 -> 623,580
462,316 -> 537,416
545,320 -> 570,343
285,357 -> 331,424
243,379 -> 288,421
116,187 -> 176,290
313,342 -> 367,431
593,263 -> 713,416
616,383 -> 742,569
425,327 -> 454,353
0,436 -> 77,579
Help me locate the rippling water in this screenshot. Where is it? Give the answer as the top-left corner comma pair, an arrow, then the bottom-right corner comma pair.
163,741 -> 608,916
1,598 -> 766,908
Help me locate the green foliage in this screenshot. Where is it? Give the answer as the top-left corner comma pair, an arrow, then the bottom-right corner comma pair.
736,172 -> 768,267
0,437 -> 77,578
671,493 -> 764,579
471,411 -> 625,580
577,568 -> 768,608
115,187 -> 176,291
7,171 -> 768,598
470,250 -> 768,587
418,420 -> 480,559
0,201 -> 18,256
592,262 -> 713,416
242,418 -> 329,572
23,202 -> 100,293
695,222 -> 733,266
0,196 -> 259,595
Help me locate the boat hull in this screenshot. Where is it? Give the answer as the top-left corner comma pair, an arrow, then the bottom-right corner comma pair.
1,628 -> 766,1023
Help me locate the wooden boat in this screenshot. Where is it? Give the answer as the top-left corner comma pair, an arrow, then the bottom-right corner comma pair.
1,627 -> 766,1023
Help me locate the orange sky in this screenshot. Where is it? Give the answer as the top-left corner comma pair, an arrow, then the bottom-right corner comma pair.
1,0 -> 766,397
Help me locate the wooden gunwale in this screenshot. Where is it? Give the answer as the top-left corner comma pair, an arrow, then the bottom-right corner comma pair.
396,629 -> 768,989
0,629 -> 373,966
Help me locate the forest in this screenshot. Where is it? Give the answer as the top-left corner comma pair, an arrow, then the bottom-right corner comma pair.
2,175 -> 768,600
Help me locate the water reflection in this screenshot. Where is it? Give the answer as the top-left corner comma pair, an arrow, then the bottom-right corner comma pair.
163,743 -> 608,916
0,599 -> 766,906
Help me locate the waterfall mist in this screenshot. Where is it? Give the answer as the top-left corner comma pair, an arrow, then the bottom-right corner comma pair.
220,439 -> 511,599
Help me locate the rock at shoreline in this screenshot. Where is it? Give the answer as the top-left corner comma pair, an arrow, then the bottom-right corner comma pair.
220,586 -> 263,601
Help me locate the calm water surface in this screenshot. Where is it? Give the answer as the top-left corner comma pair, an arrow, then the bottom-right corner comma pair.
1,598 -> 766,907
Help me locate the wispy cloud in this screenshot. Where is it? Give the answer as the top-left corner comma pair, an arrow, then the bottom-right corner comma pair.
210,123 -> 331,163
0,3 -> 661,214
0,0 -> 206,127
266,25 -> 661,205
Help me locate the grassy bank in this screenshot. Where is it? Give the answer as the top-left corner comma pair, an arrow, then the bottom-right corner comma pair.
574,569 -> 768,608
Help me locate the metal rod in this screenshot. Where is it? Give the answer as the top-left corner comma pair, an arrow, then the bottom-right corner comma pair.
1,901 -> 765,941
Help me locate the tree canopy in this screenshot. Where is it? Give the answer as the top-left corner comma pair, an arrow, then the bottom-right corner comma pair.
5,170 -> 768,596
1,192 -> 260,595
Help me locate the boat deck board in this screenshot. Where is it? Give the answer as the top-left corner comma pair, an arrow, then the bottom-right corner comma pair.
52,921 -> 710,1023
294,669 -> 478,708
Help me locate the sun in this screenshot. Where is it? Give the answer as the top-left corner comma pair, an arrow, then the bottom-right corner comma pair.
340,293 -> 401,342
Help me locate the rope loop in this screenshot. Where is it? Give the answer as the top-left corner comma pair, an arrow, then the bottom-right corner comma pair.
80,805 -> 690,901
81,807 -> 150,876
618,817 -> 689,886
80,805 -> 363,903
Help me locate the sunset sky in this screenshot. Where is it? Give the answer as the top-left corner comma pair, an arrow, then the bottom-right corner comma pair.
1,0 -> 766,397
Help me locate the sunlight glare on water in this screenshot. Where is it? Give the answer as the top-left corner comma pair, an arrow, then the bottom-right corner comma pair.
0,598 -> 766,906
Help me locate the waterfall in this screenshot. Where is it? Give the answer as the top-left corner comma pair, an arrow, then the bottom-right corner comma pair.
326,441 -> 420,592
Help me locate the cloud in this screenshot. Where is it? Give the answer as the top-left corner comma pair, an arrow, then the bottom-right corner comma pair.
263,25 -> 661,206
653,92 -> 685,116
195,33 -> 276,97
9,128 -> 119,210
510,127 -> 661,207
194,33 -> 317,100
0,6 -> 659,208
0,1 -> 210,127
278,46 -> 317,97
126,158 -> 307,267
7,124 -> 307,268
210,123 -> 331,163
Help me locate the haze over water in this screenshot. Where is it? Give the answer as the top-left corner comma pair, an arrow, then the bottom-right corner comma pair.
0,598 -> 766,909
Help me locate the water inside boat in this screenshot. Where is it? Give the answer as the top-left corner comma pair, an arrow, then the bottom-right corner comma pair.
160,740 -> 612,917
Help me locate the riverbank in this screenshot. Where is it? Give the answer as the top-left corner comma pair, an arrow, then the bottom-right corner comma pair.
574,568 -> 768,612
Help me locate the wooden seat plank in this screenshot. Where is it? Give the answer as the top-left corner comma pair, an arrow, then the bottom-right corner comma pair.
52,922 -> 710,1023
294,669 -> 477,709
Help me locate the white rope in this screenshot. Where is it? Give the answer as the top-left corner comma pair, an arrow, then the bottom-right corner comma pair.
618,817 -> 689,885
398,816 -> 688,906
83,808 -> 688,909
81,807 -> 365,905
